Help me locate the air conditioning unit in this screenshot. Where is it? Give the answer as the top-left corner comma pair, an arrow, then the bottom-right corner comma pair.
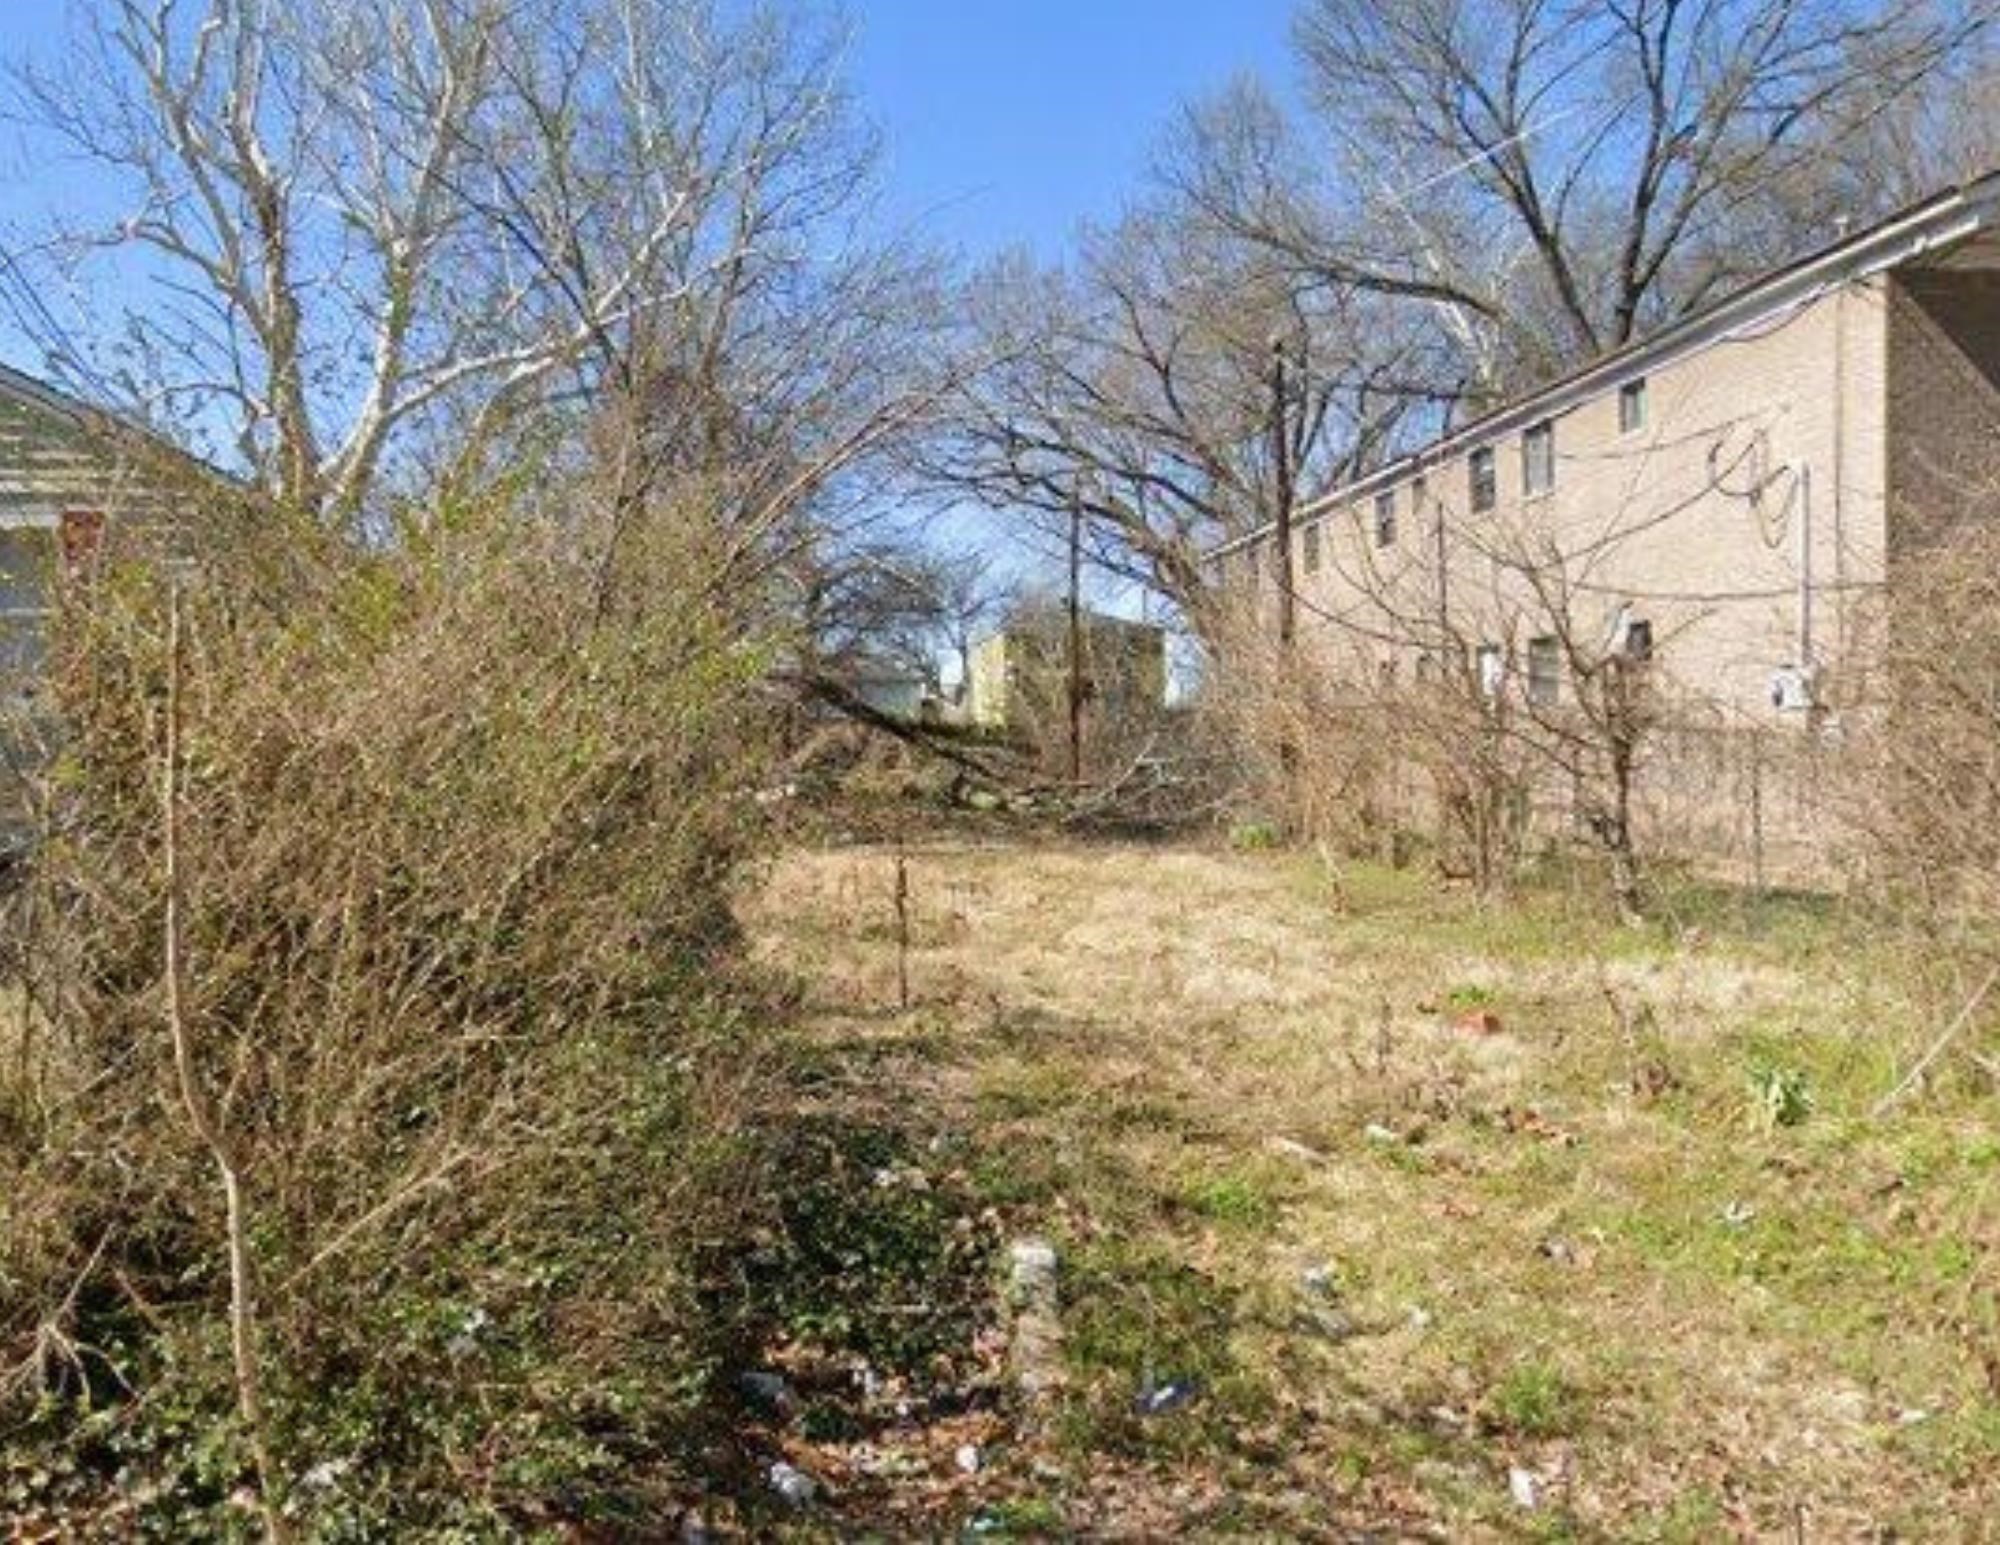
1602,605 -> 1654,663
1768,664 -> 1820,713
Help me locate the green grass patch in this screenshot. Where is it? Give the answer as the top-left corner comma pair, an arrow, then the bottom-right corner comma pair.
1490,1358 -> 1578,1438
1180,1168 -> 1278,1227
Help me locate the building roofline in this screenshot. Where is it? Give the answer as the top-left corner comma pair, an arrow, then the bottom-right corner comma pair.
0,354 -> 248,495
1210,168 -> 2000,561
0,358 -> 101,426
971,606 -> 1167,654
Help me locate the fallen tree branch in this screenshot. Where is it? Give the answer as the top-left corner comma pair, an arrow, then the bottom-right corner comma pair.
1873,960 -> 2000,1119
779,669 -> 1020,787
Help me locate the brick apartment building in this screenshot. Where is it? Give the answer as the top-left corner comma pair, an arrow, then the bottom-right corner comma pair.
1219,171 -> 2000,727
1212,171 -> 2000,870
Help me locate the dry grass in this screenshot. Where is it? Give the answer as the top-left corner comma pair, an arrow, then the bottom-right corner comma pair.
745,834 -> 2000,1538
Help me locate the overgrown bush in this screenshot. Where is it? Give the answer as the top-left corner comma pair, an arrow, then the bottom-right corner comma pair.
1200,602 -> 1535,889
1851,520 -> 2000,927
1,481 -> 781,1532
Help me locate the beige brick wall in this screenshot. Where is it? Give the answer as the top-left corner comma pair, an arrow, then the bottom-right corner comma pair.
1288,275 -> 1893,728
1220,257 -> 2000,874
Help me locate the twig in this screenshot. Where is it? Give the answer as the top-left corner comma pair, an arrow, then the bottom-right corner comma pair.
277,1151 -> 474,1294
1873,960 -> 2000,1118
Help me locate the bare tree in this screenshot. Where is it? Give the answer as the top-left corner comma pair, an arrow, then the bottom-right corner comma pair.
925,205 -> 1436,636
929,550 -> 1013,702
1476,528 -> 1677,922
786,539 -> 950,687
20,0 -> 522,513
466,0 -> 956,621
1168,0 -> 1991,396
10,0 -> 947,534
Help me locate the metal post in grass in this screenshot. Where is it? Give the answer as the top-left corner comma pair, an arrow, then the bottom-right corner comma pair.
1066,476 -> 1085,788
893,827 -> 911,1012
1750,729 -> 1767,899
1270,334 -> 1299,813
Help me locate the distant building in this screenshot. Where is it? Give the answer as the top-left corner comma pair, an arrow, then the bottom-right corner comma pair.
846,655 -> 931,721
967,607 -> 1167,734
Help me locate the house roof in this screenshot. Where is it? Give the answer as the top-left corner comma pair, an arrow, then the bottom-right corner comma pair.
0,356 -> 230,527
0,359 -> 100,424
1212,167 -> 2000,560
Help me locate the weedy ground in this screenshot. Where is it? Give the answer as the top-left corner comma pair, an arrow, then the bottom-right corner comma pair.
738,833 -> 2000,1540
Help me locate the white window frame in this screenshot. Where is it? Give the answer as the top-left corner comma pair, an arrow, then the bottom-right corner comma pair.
1469,447 -> 1497,513
1618,378 -> 1647,434
1522,420 -> 1556,497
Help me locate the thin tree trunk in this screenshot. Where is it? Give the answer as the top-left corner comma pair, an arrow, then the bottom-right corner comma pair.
1607,740 -> 1644,925
164,582 -> 287,1539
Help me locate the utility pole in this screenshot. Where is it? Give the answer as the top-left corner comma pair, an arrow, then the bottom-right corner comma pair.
1271,336 -> 1296,655
1271,335 -> 1299,797
1067,477 -> 1085,786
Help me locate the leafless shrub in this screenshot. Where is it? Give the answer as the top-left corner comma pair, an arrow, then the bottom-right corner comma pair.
1,468 -> 779,1527
1846,516 -> 2000,938
1200,602 -> 1404,856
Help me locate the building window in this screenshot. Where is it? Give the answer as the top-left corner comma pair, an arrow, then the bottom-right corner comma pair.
1522,420 -> 1555,496
1469,447 -> 1496,512
1621,617 -> 1653,662
0,526 -> 54,682
1301,520 -> 1322,574
1619,378 -> 1647,434
1373,490 -> 1396,548
1527,635 -> 1561,704
1476,643 -> 1504,698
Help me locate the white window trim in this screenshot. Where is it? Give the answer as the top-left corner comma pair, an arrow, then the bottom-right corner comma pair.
1522,421 -> 1556,499
1618,378 -> 1648,435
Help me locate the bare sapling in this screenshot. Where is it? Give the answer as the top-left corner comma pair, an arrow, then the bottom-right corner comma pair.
163,581 -> 285,1539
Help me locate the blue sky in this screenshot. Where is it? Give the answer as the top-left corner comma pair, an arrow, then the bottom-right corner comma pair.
0,1 -> 1299,264
851,1 -> 1296,259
